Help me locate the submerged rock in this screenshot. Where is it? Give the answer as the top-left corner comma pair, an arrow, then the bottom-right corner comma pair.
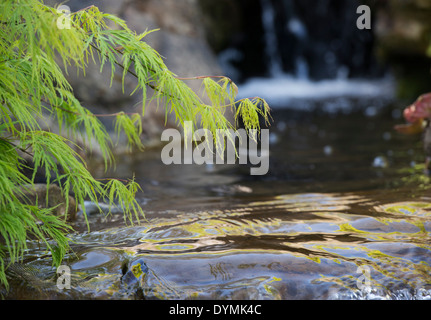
122,259 -> 149,285
121,258 -> 149,299
120,258 -> 184,299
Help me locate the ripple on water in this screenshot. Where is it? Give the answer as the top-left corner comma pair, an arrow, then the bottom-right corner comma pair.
3,193 -> 431,300
71,250 -> 116,270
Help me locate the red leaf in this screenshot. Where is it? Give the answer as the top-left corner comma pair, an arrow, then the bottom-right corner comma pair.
404,93 -> 431,123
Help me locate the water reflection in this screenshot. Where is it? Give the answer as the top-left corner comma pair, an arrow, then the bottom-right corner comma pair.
3,191 -> 430,300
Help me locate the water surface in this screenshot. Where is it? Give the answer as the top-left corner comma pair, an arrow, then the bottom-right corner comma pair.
3,98 -> 431,300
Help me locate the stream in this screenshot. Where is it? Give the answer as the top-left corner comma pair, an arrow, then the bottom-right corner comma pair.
3,95 -> 431,300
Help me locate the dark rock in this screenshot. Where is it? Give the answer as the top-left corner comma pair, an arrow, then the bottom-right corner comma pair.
121,258 -> 149,299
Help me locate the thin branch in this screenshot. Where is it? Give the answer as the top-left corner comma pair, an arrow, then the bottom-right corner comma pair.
68,6 -> 243,113
108,43 -> 233,85
94,177 -> 131,183
176,75 -> 233,82
0,138 -> 34,158
71,5 -> 96,15
90,43 -> 243,111
51,103 -> 140,118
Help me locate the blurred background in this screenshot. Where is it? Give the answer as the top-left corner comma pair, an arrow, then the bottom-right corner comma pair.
46,0 -> 431,141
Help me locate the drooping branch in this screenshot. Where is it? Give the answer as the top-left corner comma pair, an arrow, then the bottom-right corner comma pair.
88,43 -> 239,111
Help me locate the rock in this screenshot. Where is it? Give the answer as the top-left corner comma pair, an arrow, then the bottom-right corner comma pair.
121,258 -> 149,286
45,0 -> 224,152
17,184 -> 77,221
81,201 -> 123,215
121,258 -> 149,299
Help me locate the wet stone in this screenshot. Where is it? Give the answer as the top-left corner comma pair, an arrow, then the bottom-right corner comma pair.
121,259 -> 149,299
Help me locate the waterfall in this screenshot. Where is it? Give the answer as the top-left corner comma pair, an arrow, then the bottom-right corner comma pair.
287,17 -> 309,79
234,0 -> 394,109
260,0 -> 310,79
260,0 -> 284,77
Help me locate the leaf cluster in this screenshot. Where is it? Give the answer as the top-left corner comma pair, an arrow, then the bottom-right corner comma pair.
0,0 -> 270,289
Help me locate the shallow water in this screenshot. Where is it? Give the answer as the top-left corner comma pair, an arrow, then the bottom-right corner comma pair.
3,98 -> 431,300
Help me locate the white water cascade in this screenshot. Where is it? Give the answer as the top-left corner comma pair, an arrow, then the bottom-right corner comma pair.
261,0 -> 284,77
237,0 -> 395,110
